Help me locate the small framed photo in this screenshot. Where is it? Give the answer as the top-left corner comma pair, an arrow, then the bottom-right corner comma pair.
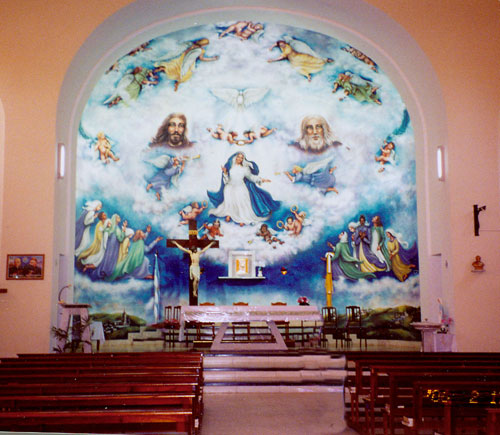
228,251 -> 256,278
6,254 -> 44,280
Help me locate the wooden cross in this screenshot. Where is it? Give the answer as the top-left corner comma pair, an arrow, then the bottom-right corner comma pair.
167,219 -> 219,305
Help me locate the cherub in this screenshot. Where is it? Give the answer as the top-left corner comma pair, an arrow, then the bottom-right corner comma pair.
200,220 -> 224,240
219,21 -> 264,41
179,201 -> 208,225
279,208 -> 307,236
207,125 -> 238,144
341,46 -> 378,72
375,140 -> 396,172
290,209 -> 307,235
94,132 -> 119,164
257,223 -> 284,246
242,126 -> 277,144
127,42 -> 151,57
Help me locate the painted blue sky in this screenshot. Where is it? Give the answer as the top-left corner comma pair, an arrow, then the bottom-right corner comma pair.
75,22 -> 418,322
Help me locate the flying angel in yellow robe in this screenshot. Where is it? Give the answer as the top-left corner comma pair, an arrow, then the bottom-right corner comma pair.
268,36 -> 333,81
155,38 -> 219,91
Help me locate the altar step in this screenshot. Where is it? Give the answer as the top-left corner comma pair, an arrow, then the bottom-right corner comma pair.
203,352 -> 347,392
128,326 -> 163,343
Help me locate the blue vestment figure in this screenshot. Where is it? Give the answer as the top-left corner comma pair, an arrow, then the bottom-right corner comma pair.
207,152 -> 280,225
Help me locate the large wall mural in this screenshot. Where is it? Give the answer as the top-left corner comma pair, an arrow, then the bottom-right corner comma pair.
74,20 -> 420,339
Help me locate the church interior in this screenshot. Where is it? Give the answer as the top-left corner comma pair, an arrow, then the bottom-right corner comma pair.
0,0 -> 499,433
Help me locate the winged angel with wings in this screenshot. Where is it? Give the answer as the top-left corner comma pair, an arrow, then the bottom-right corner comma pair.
268,36 -> 333,81
155,38 -> 219,91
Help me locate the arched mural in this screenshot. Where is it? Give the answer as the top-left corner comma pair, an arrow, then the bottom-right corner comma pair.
74,20 -> 420,340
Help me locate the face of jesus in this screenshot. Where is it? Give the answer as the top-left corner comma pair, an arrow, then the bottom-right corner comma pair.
167,116 -> 186,146
304,117 -> 325,150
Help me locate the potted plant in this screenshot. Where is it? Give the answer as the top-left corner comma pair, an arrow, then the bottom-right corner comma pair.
51,316 -> 91,353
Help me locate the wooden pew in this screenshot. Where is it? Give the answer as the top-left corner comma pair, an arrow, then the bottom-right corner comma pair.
344,352 -> 500,428
403,379 -> 500,435
0,364 -> 202,376
12,351 -> 203,362
366,368 -> 500,435
0,409 -> 195,434
0,382 -> 201,397
486,408 -> 500,435
0,372 -> 202,384
0,393 -> 199,433
0,393 -> 196,412
0,352 -> 205,434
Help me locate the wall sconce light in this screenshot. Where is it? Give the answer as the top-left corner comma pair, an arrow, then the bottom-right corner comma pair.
57,142 -> 66,179
436,146 -> 445,181
280,267 -> 288,276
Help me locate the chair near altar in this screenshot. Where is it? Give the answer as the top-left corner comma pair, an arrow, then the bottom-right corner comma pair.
271,302 -> 290,342
198,302 -> 216,341
232,302 -> 250,341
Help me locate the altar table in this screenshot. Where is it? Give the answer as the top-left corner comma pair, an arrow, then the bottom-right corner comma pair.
179,305 -> 322,351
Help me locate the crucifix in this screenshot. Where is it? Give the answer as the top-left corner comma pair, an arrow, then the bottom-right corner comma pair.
167,219 -> 219,305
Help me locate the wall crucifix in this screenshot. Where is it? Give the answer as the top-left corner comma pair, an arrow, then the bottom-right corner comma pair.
167,219 -> 219,305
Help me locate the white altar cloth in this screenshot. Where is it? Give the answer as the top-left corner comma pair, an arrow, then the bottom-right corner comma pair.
179,305 -> 322,350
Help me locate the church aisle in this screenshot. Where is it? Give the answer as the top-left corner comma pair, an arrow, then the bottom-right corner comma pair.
201,391 -> 360,435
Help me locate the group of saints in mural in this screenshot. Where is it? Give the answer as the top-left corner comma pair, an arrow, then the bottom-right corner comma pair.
75,21 -> 417,292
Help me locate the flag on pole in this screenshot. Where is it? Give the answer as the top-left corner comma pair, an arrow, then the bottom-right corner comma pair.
153,252 -> 161,323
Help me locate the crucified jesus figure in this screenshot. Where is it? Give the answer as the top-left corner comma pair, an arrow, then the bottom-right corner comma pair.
172,240 -> 215,297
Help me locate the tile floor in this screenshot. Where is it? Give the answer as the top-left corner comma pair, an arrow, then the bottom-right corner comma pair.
84,338 -> 420,434
201,390 -> 359,435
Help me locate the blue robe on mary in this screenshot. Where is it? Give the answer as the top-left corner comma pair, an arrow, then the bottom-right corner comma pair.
207,152 -> 280,218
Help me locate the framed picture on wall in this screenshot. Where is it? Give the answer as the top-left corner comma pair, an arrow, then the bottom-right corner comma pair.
6,254 -> 44,280
228,251 -> 256,278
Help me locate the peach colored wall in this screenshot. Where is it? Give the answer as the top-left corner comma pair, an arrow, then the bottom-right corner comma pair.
0,0 -> 499,355
0,0 -> 134,357
369,0 -> 500,351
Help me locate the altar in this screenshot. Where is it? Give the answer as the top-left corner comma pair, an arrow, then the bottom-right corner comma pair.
179,305 -> 322,351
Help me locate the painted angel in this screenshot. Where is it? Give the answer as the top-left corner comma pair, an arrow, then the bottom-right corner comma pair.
155,38 -> 219,91
285,157 -> 339,194
103,66 -> 157,107
268,35 -> 333,81
146,155 -> 185,200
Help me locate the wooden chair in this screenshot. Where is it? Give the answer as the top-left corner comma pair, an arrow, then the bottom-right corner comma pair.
345,305 -> 367,349
197,302 -> 215,341
271,302 -> 290,342
173,305 -> 194,346
164,306 -> 172,321
232,302 -> 250,341
321,306 -> 344,348
161,306 -> 178,348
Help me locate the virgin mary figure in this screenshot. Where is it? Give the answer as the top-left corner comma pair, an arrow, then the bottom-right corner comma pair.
207,152 -> 280,225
